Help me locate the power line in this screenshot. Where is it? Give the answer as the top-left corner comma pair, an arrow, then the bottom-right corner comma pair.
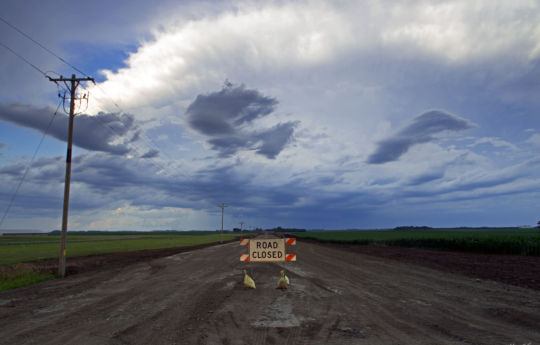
0,31 -> 170,175
85,84 -> 168,153
1,15 -> 184,178
76,84 -> 181,177
0,98 -> 63,229
0,15 -> 91,78
0,19 -> 139,158
0,40 -> 50,78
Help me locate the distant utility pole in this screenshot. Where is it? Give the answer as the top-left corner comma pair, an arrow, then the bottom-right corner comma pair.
48,74 -> 94,278
240,221 -> 244,233
219,203 -> 228,243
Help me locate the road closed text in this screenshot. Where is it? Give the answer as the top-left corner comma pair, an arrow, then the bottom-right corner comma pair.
251,250 -> 283,260
249,239 -> 286,262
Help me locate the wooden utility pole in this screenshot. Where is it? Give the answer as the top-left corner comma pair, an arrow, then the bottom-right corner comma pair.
219,203 -> 228,243
48,74 -> 94,277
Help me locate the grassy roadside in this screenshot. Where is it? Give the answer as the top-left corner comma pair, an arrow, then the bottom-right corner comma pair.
0,267 -> 56,291
0,233 -> 242,266
294,228 -> 540,256
0,232 -> 244,291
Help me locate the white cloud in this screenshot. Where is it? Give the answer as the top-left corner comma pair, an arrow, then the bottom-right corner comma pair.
526,133 -> 540,146
87,0 -> 540,115
80,0 -> 540,174
87,2 -> 355,115
380,0 -> 540,62
469,137 -> 519,151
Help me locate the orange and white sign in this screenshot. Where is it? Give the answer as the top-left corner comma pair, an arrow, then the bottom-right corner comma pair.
285,238 -> 296,245
239,238 -> 297,262
285,254 -> 296,261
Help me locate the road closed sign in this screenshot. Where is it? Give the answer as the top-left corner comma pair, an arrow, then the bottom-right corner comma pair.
249,239 -> 285,262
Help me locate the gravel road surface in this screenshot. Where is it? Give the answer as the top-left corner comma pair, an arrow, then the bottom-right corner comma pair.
1,239 -> 539,344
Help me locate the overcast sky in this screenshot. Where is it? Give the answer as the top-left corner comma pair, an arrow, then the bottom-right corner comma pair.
1,0 -> 539,231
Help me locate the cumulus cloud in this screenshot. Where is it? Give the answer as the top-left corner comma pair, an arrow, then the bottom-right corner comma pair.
0,103 -> 143,155
83,1 -> 540,114
186,84 -> 297,159
367,110 -> 474,164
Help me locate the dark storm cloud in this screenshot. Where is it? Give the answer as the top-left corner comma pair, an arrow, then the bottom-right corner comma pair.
186,83 -> 278,133
255,122 -> 297,159
1,147 -> 536,228
367,110 -> 474,164
20,152 -> 305,213
0,103 -> 141,155
0,163 -> 25,176
207,136 -> 250,157
205,121 -> 299,159
141,149 -> 160,159
399,156 -> 540,202
186,84 -> 296,159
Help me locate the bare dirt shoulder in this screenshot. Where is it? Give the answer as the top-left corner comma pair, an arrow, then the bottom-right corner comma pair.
311,241 -> 540,291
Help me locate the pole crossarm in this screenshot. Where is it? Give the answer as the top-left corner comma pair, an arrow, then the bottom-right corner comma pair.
48,76 -> 94,95
48,76 -> 95,83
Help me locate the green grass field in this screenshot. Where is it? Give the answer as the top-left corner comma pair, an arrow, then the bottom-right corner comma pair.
294,228 -> 540,256
0,231 -> 245,291
0,232 -> 243,266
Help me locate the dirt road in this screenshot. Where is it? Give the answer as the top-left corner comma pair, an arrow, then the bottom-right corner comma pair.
1,239 -> 539,344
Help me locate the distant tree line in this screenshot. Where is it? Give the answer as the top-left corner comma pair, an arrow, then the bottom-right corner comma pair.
393,226 -> 433,231
268,226 -> 306,232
